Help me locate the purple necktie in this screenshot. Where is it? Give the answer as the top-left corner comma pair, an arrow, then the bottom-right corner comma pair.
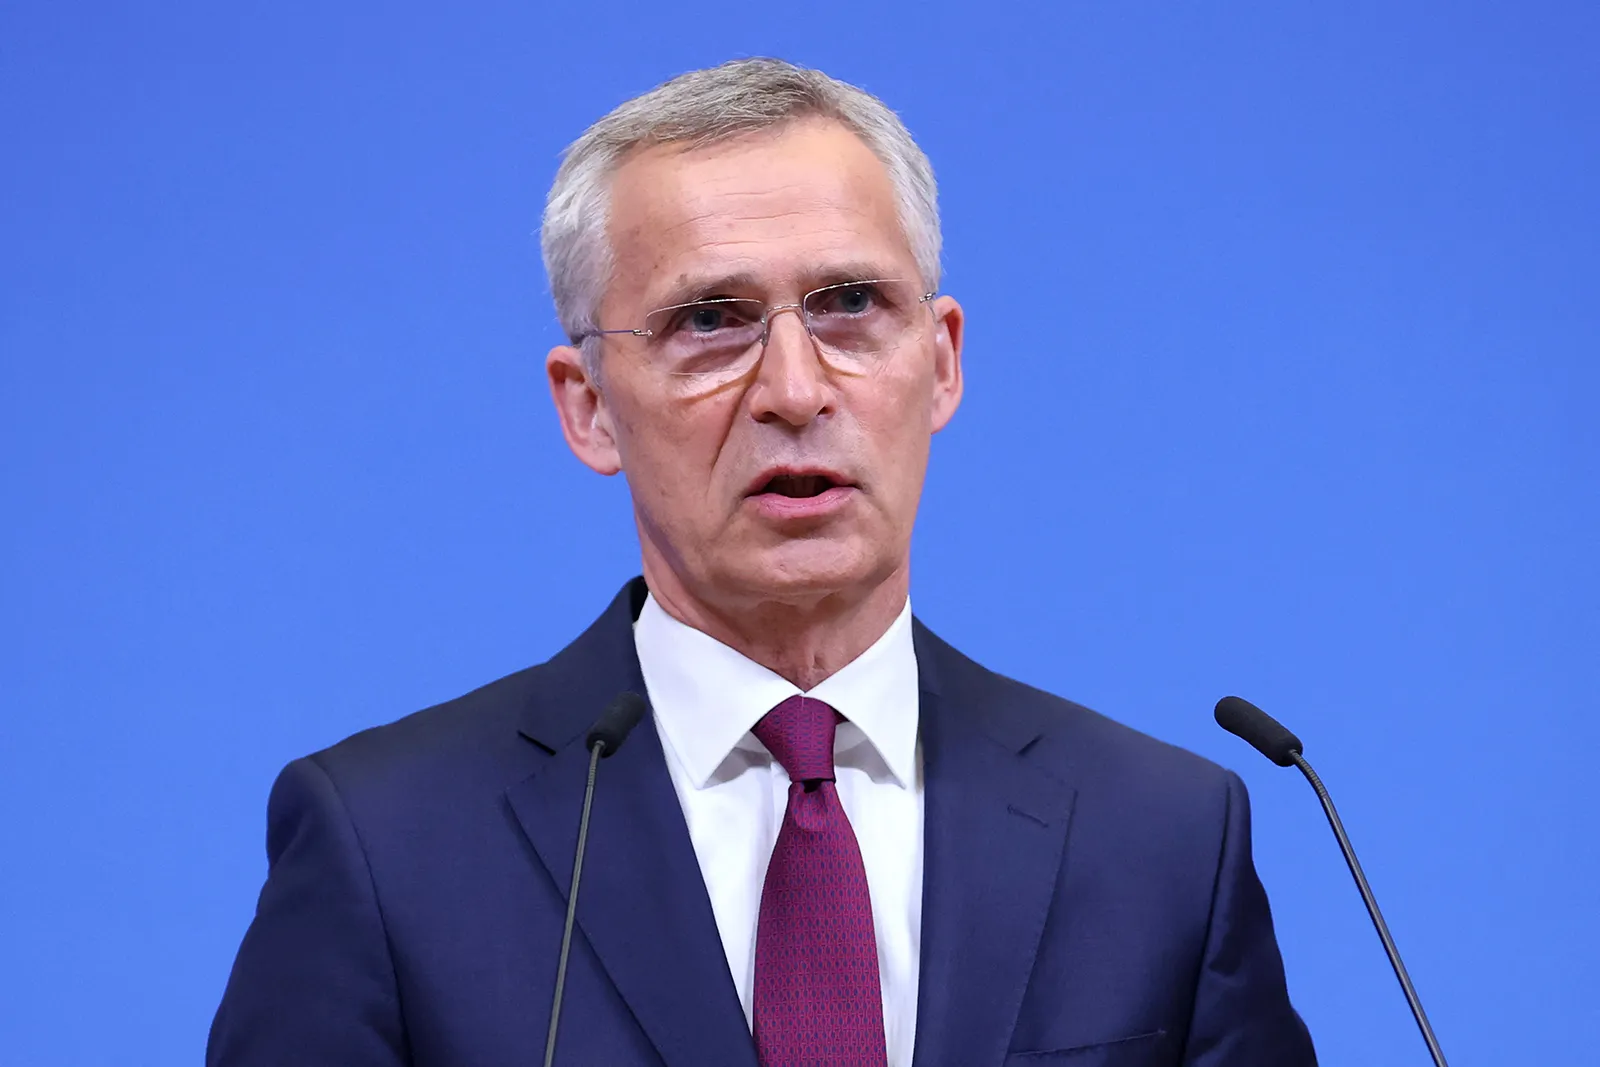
750,695 -> 888,1067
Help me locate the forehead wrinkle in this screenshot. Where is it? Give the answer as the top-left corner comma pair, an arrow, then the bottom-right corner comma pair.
613,149 -> 896,254
652,251 -> 903,309
603,119 -> 910,315
629,212 -> 904,308
610,203 -> 886,295
659,190 -> 883,248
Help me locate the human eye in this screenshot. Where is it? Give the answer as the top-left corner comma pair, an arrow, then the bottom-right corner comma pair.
810,282 -> 888,317
646,298 -> 764,378
666,299 -> 758,339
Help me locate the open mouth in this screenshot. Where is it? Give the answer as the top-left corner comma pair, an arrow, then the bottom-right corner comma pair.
755,473 -> 845,499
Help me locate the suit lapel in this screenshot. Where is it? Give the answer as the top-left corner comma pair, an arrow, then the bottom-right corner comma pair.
505,587 -> 1075,1067
506,580 -> 758,1067
911,623 -> 1078,1067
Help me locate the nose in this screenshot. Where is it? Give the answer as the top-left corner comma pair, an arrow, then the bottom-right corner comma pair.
746,305 -> 833,427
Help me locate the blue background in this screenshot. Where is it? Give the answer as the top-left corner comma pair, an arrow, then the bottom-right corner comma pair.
3,3 -> 1596,1063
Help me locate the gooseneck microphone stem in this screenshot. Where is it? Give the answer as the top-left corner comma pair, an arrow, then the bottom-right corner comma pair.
541,691 -> 648,1067
1288,751 -> 1449,1067
542,741 -> 603,1067
1214,695 -> 1449,1067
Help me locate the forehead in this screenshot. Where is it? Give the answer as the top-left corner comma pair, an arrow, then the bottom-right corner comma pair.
604,118 -> 912,302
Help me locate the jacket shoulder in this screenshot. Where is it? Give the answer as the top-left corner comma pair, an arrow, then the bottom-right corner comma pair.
302,580 -> 645,797
304,662 -> 551,801
918,620 -> 1235,799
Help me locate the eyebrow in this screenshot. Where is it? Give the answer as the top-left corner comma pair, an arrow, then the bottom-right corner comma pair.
651,261 -> 905,308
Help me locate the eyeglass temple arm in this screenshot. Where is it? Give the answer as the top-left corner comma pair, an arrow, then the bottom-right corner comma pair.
571,327 -> 652,343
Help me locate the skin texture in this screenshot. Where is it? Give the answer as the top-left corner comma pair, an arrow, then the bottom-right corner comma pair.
546,118 -> 964,689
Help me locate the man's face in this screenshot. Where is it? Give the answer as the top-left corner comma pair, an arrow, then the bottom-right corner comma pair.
547,118 -> 963,616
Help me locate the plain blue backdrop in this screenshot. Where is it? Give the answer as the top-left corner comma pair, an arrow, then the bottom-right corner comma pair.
3,2 -> 1596,1064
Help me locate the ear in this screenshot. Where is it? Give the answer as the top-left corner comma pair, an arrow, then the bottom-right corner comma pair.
927,295 -> 965,433
546,344 -> 622,475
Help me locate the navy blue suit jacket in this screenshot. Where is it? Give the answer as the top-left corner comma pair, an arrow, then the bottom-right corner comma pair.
209,580 -> 1315,1066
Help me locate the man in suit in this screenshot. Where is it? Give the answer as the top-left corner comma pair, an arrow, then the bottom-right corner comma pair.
209,58 -> 1316,1066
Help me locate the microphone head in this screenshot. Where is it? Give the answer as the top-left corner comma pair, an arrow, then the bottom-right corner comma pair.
1214,695 -> 1304,767
586,691 -> 649,758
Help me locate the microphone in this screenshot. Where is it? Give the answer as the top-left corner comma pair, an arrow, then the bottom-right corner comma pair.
1214,696 -> 1450,1067
541,691 -> 649,1067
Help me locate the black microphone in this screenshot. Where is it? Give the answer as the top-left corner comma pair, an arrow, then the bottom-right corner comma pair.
1214,695 -> 1450,1067
541,691 -> 649,1067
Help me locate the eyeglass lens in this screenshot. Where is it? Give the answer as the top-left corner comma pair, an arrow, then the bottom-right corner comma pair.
641,279 -> 927,380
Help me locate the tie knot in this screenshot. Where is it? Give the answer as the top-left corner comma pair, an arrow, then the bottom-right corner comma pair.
752,695 -> 839,784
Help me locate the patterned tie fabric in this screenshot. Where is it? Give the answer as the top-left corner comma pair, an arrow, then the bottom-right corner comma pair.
750,695 -> 887,1067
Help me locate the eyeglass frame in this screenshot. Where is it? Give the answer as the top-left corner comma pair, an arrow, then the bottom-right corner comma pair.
568,278 -> 939,353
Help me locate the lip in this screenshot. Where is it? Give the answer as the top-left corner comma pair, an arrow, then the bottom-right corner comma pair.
747,484 -> 857,521
743,466 -> 859,522
743,466 -> 855,498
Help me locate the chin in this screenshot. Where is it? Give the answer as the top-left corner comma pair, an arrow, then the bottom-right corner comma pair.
724,541 -> 898,604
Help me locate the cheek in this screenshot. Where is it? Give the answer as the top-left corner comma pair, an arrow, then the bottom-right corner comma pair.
612,388 -> 736,501
854,377 -> 934,502
867,364 -> 936,445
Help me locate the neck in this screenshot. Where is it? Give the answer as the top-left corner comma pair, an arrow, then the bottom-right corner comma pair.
641,561 -> 909,691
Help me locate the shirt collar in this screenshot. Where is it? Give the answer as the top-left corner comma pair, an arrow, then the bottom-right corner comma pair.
634,592 -> 919,790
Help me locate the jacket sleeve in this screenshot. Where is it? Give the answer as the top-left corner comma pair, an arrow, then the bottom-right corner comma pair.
1181,771 -> 1318,1065
207,756 -> 410,1066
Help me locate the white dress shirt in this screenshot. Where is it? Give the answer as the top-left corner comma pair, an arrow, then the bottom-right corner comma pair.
635,593 -> 924,1067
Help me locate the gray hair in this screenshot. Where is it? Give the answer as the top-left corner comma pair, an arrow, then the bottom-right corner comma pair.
540,57 -> 941,359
